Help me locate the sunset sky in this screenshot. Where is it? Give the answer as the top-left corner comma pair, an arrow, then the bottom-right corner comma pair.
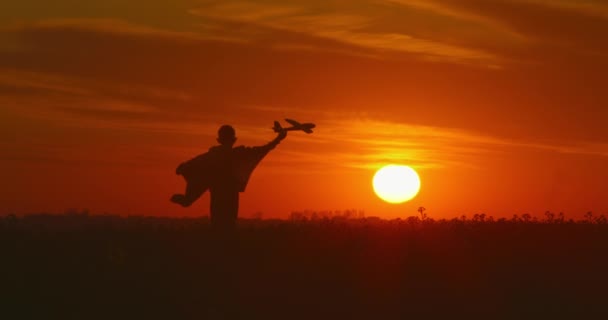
2,0 -> 607,219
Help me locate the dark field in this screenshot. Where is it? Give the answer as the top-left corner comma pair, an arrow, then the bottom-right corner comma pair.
2,214 -> 608,319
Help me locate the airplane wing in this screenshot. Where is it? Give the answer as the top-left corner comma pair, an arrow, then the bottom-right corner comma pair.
285,118 -> 301,127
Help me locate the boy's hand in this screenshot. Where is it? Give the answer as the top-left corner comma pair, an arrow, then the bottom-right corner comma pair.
277,130 -> 287,141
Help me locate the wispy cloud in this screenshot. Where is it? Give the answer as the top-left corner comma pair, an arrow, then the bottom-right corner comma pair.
305,119 -> 500,170
2,19 -> 205,43
0,66 -> 203,138
388,0 -> 608,20
382,0 -> 528,42
383,0 -> 608,60
384,0 -> 500,27
190,1 -> 500,65
524,0 -> 608,19
245,105 -> 608,173
0,68 -> 93,95
330,119 -> 608,170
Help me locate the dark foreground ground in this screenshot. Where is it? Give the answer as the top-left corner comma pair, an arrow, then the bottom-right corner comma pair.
2,214 -> 608,319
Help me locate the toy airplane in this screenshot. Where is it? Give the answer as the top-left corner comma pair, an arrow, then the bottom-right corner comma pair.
273,118 -> 316,134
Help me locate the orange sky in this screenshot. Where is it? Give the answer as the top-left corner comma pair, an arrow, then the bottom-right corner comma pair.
1,0 -> 607,219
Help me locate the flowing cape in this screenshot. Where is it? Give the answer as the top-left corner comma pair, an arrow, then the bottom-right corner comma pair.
230,145 -> 272,192
173,144 -> 273,206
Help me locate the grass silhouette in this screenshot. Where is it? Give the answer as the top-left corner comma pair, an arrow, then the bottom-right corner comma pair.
2,212 -> 608,319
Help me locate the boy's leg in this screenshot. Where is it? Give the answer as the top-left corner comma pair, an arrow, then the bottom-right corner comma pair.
171,179 -> 206,207
210,189 -> 239,230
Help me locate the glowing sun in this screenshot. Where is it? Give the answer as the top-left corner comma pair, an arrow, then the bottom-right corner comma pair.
373,165 -> 421,203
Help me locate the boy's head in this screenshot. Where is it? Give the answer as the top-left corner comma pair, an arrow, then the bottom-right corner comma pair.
217,125 -> 237,146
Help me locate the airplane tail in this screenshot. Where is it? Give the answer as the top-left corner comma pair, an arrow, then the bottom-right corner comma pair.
272,121 -> 283,133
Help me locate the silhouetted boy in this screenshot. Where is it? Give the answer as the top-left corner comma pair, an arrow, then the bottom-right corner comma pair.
171,125 -> 286,230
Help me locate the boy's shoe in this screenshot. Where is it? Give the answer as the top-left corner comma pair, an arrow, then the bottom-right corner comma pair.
170,194 -> 189,207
